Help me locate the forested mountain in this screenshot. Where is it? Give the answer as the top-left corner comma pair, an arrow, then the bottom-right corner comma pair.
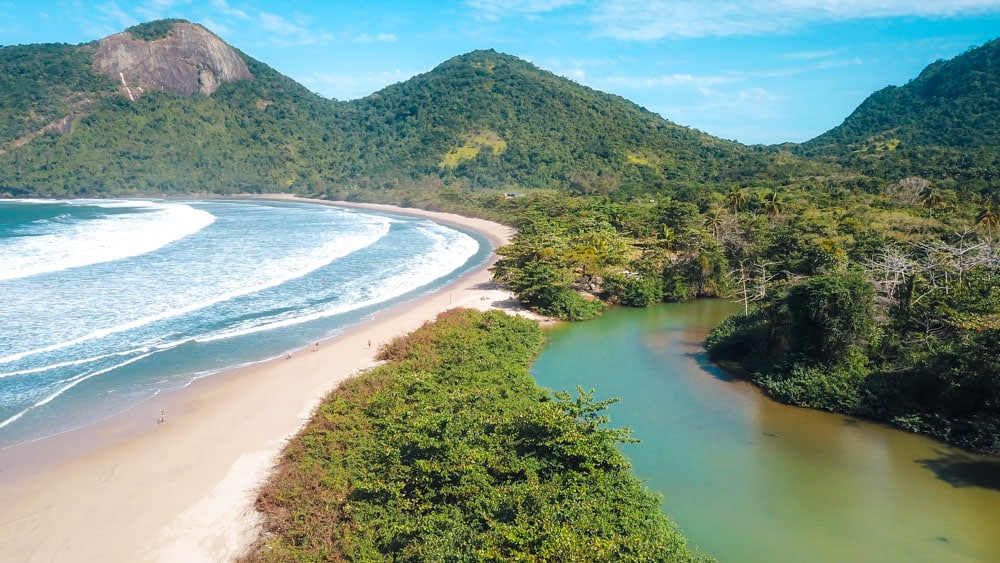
0,19 -> 814,198
4,19 -> 1000,201
796,38 -> 1000,197
0,21 -> 345,196
337,49 -> 781,196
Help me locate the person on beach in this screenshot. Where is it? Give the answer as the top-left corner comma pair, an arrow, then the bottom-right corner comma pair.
367,339 -> 372,349
313,341 -> 319,352
158,410 -> 166,424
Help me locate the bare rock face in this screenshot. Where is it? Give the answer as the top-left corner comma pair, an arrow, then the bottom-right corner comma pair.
93,22 -> 252,99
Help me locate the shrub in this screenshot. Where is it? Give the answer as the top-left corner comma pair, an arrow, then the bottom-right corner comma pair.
603,271 -> 663,307
243,309 -> 707,561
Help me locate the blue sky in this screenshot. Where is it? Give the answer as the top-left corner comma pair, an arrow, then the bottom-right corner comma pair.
3,1 -> 1000,145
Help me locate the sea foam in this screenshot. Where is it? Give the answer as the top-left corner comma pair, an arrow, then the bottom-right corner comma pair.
0,199 -> 483,448
0,200 -> 215,281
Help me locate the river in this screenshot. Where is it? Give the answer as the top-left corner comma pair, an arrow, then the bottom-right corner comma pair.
530,299 -> 1000,562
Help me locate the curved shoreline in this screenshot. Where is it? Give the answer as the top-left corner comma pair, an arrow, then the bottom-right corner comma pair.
0,198 -> 541,562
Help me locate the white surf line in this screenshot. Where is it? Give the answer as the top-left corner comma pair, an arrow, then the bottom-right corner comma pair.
0,222 -> 392,367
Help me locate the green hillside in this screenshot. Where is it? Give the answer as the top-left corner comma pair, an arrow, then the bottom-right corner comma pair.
796,38 -> 1000,197
336,49 -> 785,196
0,38 -> 347,196
0,23 -> 821,199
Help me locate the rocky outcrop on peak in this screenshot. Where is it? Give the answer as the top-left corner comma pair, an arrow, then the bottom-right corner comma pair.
92,22 -> 252,99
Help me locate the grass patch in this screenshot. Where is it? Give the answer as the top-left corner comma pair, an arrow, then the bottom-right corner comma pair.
439,130 -> 508,169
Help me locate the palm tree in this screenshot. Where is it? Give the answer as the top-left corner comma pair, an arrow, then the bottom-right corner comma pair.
762,190 -> 783,217
725,186 -> 747,213
918,186 -> 953,217
660,225 -> 677,252
725,186 -> 748,212
977,201 -> 998,242
704,208 -> 724,240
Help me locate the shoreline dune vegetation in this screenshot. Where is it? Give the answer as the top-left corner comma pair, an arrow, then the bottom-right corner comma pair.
241,308 -> 708,561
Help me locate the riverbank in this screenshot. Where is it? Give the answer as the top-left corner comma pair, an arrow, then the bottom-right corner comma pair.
0,198 -> 544,562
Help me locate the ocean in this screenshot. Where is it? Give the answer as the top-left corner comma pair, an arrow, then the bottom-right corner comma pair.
0,198 -> 487,449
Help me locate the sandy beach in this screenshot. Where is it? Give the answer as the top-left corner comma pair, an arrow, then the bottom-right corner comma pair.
0,198 -> 539,562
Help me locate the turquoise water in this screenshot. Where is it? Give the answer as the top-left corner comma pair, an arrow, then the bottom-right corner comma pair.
531,300 -> 1000,562
0,198 -> 489,448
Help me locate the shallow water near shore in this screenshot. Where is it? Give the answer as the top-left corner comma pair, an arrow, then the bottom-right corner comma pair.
530,300 -> 1000,562
0,198 -> 489,449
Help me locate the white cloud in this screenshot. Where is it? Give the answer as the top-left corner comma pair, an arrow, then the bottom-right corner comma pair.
737,87 -> 778,103
133,0 -> 180,22
354,32 -> 397,43
601,56 -> 862,96
606,72 -> 739,92
781,49 -> 837,60
259,12 -> 308,35
94,2 -> 135,29
199,17 -> 231,35
300,69 -> 419,100
256,11 -> 320,46
466,0 -> 583,20
210,0 -> 249,20
592,0 -> 1000,40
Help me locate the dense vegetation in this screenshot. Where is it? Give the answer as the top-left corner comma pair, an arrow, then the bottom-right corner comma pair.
0,34 -> 822,198
243,309 -> 707,561
124,19 -> 189,41
0,43 -> 116,152
0,45 -> 348,196
705,240 -> 998,452
332,50 -> 791,197
796,38 -> 1000,203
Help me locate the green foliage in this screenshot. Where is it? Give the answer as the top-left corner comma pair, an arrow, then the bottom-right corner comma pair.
245,309 -> 707,561
543,286 -> 607,320
0,40 -> 823,198
603,271 -> 664,307
708,273 -> 878,412
494,192 -> 733,317
711,241 -> 999,449
662,250 -> 729,301
342,49 -> 764,193
755,350 -> 869,412
0,48 -> 347,195
0,43 -> 117,151
860,327 -> 1000,452
705,310 -> 769,368
796,38 -> 1000,191
124,19 -> 188,41
784,272 -> 877,366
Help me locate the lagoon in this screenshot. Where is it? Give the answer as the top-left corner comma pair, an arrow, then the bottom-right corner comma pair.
530,300 -> 1000,562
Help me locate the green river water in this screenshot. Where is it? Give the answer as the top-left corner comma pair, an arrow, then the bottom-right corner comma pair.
529,299 -> 1000,562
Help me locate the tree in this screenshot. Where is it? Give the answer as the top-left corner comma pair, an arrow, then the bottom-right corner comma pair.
784,272 -> 877,366
976,201 -> 998,242
762,190 -> 784,217
885,176 -> 929,206
703,207 -> 724,240
725,185 -> 747,212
